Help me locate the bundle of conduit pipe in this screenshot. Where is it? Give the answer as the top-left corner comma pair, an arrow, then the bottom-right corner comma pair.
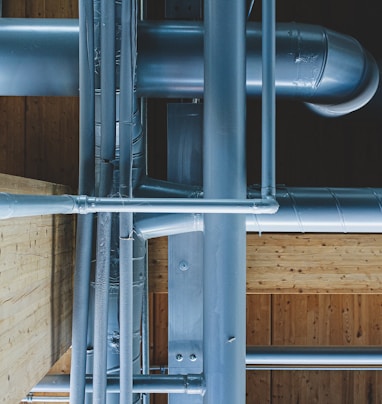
0,0 -> 381,403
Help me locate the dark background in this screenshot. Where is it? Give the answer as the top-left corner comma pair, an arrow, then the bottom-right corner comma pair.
146,0 -> 382,187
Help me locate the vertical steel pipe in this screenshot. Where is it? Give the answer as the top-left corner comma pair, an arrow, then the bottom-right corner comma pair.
119,0 -> 135,402
203,0 -> 247,402
70,0 -> 95,403
92,1 -> 117,401
261,0 -> 276,199
92,212 -> 112,404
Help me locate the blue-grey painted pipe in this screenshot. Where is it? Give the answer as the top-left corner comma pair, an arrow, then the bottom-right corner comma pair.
70,2 -> 95,404
31,374 -> 205,395
0,193 -> 277,218
118,0 -> 135,402
261,0 -> 276,198
0,19 -> 378,116
70,214 -> 94,404
246,346 -> 382,366
93,212 -> 112,404
203,0 -> 247,402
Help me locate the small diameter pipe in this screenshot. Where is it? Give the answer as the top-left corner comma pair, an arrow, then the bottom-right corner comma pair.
70,214 -> 94,404
119,0 -> 136,402
70,1 -> 95,403
31,375 -> 205,395
247,346 -> 382,367
100,0 -> 116,165
92,212 -> 112,404
0,193 -> 279,218
261,0 -> 276,199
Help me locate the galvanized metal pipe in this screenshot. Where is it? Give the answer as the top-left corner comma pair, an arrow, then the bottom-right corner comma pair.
92,212 -> 112,404
261,0 -> 276,199
203,0 -> 247,402
247,346 -> 382,367
70,214 -> 94,404
119,0 -> 136,402
0,20 -> 378,116
0,193 -> 278,218
70,1 -> 95,403
31,375 -> 205,395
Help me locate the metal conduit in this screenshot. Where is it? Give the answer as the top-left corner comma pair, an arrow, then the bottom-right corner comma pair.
70,1 -> 95,403
0,20 -> 379,116
31,375 -> 205,395
0,193 -> 278,218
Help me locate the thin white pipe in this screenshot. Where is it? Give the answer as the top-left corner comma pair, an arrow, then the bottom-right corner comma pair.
0,193 -> 278,218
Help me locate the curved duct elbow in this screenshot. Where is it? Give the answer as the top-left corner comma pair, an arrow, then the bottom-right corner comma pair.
0,20 -> 378,116
302,27 -> 379,117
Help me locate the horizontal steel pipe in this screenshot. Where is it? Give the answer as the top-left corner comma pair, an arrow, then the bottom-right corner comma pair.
0,19 -> 79,96
0,19 -> 378,115
31,375 -> 205,395
247,346 -> 382,367
0,193 -> 278,218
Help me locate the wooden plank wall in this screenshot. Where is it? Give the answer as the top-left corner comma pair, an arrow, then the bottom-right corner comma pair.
0,175 -> 75,404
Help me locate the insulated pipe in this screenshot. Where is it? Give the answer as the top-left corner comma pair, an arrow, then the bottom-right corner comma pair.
134,187 -> 382,237
203,0 -> 247,403
0,20 -> 379,116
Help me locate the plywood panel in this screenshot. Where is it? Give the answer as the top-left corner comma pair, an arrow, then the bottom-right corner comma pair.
0,174 -> 75,404
149,234 -> 382,294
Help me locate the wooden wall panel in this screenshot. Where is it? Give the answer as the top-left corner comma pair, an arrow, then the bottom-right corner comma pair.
246,295 -> 272,403
25,97 -> 79,191
0,98 -> 25,177
271,295 -> 382,403
0,174 -> 75,404
149,235 -> 382,294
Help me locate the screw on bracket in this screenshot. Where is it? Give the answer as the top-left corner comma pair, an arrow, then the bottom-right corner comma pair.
178,260 -> 189,271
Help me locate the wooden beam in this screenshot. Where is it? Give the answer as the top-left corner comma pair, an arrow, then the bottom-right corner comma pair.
0,174 -> 75,404
148,234 -> 382,294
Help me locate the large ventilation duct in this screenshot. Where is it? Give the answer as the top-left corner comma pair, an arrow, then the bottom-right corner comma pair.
134,187 -> 382,238
0,19 -> 379,116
